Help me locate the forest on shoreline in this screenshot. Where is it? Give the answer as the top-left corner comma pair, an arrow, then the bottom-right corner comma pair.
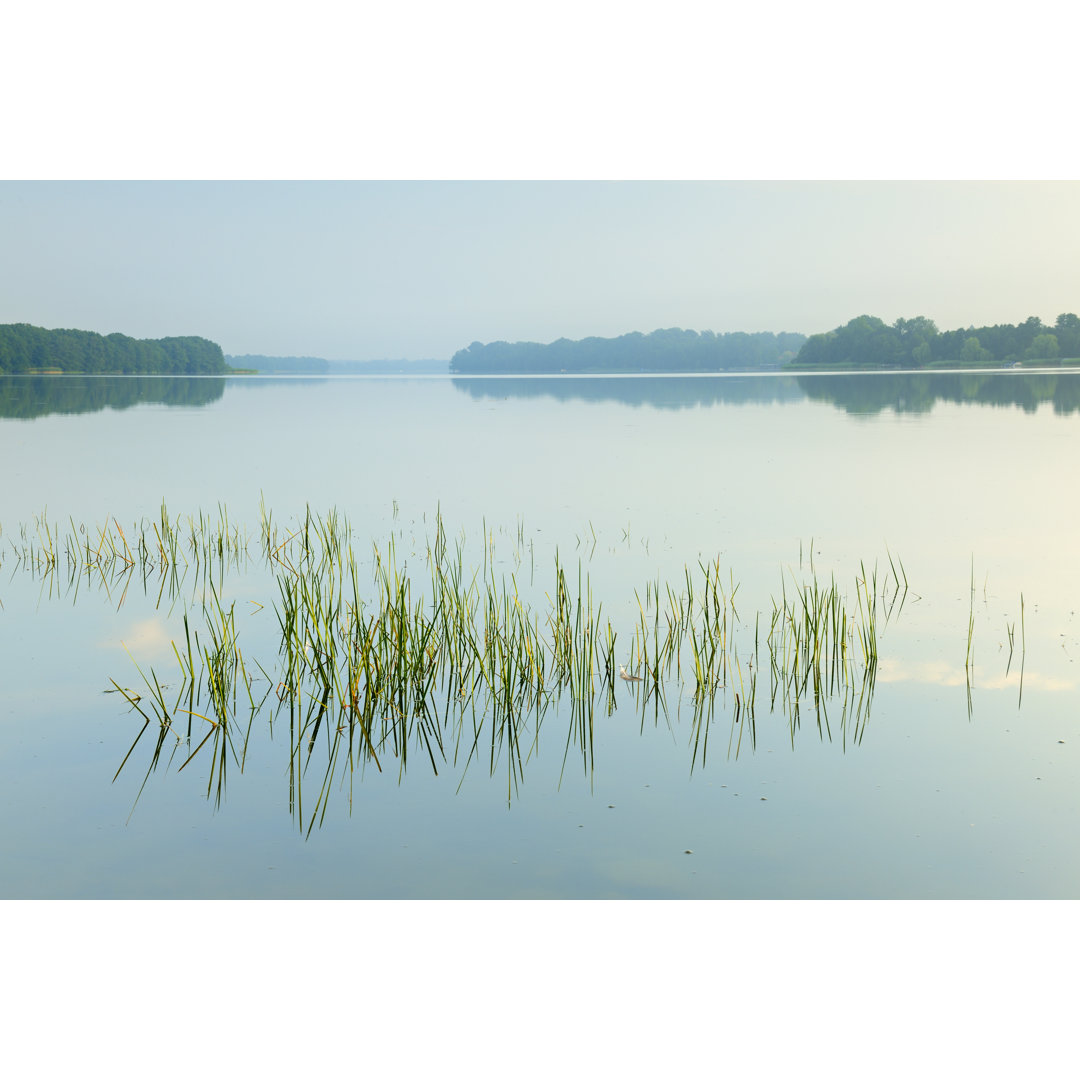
450,328 -> 806,374
5,312 -> 1080,378
448,314 -> 1080,374
789,313 -> 1080,370
227,354 -> 448,375
0,323 -> 227,375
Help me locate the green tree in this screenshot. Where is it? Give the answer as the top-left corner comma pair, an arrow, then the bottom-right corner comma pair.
1054,314 -> 1080,358
1026,333 -> 1060,360
0,324 -> 228,375
960,336 -> 993,365
894,315 -> 938,346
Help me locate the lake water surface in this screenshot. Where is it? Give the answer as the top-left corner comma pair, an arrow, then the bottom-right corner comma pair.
3,371 -> 1079,898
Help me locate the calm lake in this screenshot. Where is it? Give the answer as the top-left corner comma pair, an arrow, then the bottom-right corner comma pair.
2,370 -> 1079,898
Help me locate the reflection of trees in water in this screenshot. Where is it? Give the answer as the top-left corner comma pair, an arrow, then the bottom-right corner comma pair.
797,372 -> 1080,416
454,372 -> 1080,415
451,376 -> 807,410
0,375 -> 226,419
7,371 -> 1077,422
222,376 -> 330,394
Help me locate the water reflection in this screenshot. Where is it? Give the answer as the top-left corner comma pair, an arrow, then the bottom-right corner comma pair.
4,370 -> 1079,423
111,654 -> 881,837
451,374 -> 806,409
450,369 -> 1080,415
0,374 -> 226,419
796,371 -> 1080,415
0,504 -> 896,833
0,504 -> 897,833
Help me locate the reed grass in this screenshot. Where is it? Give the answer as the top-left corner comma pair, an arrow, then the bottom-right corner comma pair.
1018,592 -> 1026,709
7,503 -> 899,826
965,556 -> 976,670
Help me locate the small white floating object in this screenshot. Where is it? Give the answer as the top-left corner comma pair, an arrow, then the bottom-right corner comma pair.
619,665 -> 643,682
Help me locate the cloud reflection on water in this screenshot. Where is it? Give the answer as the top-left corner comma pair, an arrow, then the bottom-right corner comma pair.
876,657 -> 1074,692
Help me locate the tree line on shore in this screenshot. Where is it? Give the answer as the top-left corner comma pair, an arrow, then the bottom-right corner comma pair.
227,354 -> 331,374
790,313 -> 1080,370
450,327 -> 806,374
226,354 -> 448,374
5,313 -> 1080,378
0,323 -> 227,375
449,314 -> 1080,374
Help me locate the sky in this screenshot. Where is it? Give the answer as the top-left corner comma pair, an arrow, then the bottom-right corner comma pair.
3,3 -> 1079,363
3,179 -> 1080,361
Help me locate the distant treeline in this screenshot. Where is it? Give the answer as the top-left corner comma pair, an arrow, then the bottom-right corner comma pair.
0,323 -> 227,375
0,374 -> 226,420
450,328 -> 806,374
227,354 -> 448,375
789,313 -> 1080,370
228,354 -> 331,374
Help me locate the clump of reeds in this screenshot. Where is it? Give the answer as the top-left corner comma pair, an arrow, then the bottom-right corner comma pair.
71,505 -> 903,825
3,501 -> 259,617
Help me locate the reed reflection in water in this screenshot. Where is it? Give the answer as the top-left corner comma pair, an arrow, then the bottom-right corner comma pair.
3,503 -> 895,834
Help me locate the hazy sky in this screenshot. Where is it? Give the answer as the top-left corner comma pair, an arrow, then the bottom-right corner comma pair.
3,180 -> 1079,361
4,4 -> 1079,362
